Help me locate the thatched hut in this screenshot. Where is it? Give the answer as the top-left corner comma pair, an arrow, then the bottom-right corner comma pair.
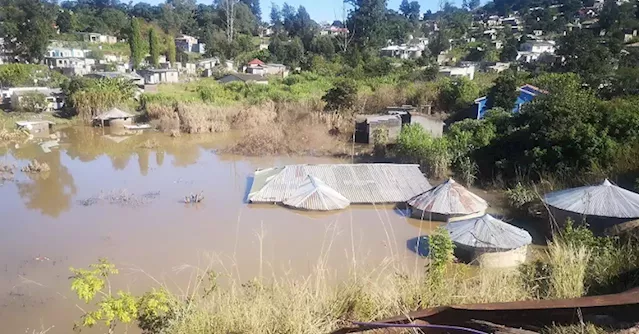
93,108 -> 134,127
407,178 -> 488,221
543,179 -> 640,233
282,175 -> 350,211
446,214 -> 532,268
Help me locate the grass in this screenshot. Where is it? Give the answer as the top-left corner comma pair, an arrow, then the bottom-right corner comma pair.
548,241 -> 590,299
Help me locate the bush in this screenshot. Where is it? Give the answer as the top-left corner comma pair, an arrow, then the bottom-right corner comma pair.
322,79 -> 358,112
505,182 -> 537,209
17,92 -> 48,113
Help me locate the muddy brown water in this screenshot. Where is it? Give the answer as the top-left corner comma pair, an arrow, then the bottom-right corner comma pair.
0,126 -> 543,334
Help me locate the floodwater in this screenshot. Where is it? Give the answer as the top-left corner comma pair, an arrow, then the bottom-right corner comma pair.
0,126 -> 540,334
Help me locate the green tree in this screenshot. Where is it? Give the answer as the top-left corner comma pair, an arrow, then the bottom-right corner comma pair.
556,31 -> 614,89
429,31 -> 450,56
322,79 -> 358,112
310,35 -> 336,59
0,0 -> 56,63
17,92 -> 48,113
56,10 -> 78,33
439,77 -> 479,111
167,36 -> 177,66
240,0 -> 261,19
487,73 -> 518,110
285,37 -> 305,67
270,2 -> 282,31
347,0 -> 388,49
129,18 -> 144,70
500,37 -> 518,61
149,29 -> 160,67
399,0 -> 421,21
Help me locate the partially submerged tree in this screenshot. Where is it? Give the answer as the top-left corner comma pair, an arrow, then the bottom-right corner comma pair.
129,18 -> 144,70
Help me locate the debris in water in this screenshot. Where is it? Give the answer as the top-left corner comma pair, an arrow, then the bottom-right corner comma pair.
77,189 -> 160,207
21,160 -> 50,173
0,163 -> 16,184
184,192 -> 204,203
33,256 -> 51,262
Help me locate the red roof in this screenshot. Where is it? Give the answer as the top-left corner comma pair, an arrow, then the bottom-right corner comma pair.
248,58 -> 265,66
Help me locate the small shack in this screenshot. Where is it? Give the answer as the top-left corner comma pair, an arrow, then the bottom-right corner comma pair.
386,106 -> 444,138
543,179 -> 640,234
407,178 -> 488,221
446,213 -> 533,268
354,114 -> 402,144
15,120 -> 54,136
282,175 -> 350,211
93,108 -> 134,127
248,164 -> 432,207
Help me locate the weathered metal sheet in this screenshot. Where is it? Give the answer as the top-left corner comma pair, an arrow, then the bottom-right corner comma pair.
282,175 -> 350,211
333,288 -> 639,334
446,214 -> 532,250
408,178 -> 488,215
248,164 -> 431,204
544,179 -> 639,219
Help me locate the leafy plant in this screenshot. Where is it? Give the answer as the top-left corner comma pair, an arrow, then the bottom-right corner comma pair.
322,79 -> 358,112
505,182 -> 536,209
372,127 -> 388,157
426,227 -> 456,285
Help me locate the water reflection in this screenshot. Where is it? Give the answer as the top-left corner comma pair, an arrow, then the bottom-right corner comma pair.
16,149 -> 77,218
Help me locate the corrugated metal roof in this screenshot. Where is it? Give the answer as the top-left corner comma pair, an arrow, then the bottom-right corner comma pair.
446,214 -> 532,250
407,178 -> 488,215
94,108 -> 133,120
248,164 -> 431,204
282,175 -> 350,211
543,179 -> 639,219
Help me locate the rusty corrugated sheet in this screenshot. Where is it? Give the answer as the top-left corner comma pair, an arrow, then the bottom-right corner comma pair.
248,164 -> 431,204
333,288 -> 639,334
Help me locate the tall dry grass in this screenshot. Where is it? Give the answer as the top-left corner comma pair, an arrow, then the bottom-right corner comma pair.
548,241 -> 590,299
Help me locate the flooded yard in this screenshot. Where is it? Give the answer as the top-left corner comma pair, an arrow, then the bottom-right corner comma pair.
0,127 -> 451,334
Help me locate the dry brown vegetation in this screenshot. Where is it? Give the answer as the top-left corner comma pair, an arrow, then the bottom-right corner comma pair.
145,100 -> 353,156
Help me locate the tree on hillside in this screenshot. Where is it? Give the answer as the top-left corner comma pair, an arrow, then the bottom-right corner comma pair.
399,0 -> 421,22
56,10 -> 78,33
463,0 -> 480,11
500,37 -> 518,62
240,0 -> 260,19
149,29 -> 160,67
556,30 -> 614,89
0,0 -> 56,63
487,73 -> 518,110
270,2 -> 282,31
346,0 -> 388,50
322,79 -> 358,112
167,36 -> 177,66
429,31 -> 450,56
129,18 -> 144,70
310,35 -> 336,59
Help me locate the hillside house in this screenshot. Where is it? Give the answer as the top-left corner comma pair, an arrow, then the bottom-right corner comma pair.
517,40 -> 555,62
218,73 -> 269,85
245,60 -> 289,77
439,65 -> 475,80
137,68 -> 179,84
474,84 -> 546,119
175,34 -> 205,54
320,25 -> 349,36
380,45 -> 423,59
77,33 -> 117,44
8,87 -> 65,112
85,72 -> 144,86
45,57 -> 95,76
47,47 -> 90,58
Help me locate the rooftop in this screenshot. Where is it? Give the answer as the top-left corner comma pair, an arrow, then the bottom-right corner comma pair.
219,73 -> 268,82
248,164 -> 431,204
94,107 -> 134,121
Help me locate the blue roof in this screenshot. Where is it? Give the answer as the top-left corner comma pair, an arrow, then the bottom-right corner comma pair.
475,85 -> 547,119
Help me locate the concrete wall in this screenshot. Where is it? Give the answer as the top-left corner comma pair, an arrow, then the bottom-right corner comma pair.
411,115 -> 444,138
473,245 -> 528,268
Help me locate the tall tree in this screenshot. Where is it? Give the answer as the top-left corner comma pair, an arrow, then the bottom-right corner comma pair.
462,0 -> 480,11
56,10 -> 78,33
270,2 -> 282,30
500,37 -> 518,61
399,0 -> 421,21
429,31 -> 450,56
149,29 -> 160,67
346,0 -> 388,50
487,73 -> 518,110
556,30 -> 614,89
0,0 -> 56,63
129,18 -> 144,70
167,35 -> 177,65
281,2 -> 296,35
240,0 -> 260,19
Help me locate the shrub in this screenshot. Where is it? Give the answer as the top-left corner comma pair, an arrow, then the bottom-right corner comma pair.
16,92 -> 48,113
322,79 -> 358,112
505,182 -> 537,209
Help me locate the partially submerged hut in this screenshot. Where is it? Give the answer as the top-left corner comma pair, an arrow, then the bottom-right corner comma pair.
248,164 -> 431,208
93,108 -> 134,127
543,179 -> 640,233
446,214 -> 532,268
15,120 -> 54,136
407,178 -> 488,221
354,114 -> 402,144
282,175 -> 350,211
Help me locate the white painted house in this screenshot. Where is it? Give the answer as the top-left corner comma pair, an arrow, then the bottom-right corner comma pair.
439,65 -> 476,80
517,40 -> 555,62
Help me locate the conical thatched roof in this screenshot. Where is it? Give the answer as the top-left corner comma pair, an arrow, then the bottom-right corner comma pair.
407,178 -> 488,215
543,179 -> 639,219
445,214 -> 532,250
283,175 -> 350,211
94,108 -> 133,120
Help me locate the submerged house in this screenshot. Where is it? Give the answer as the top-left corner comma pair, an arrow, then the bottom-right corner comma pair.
15,120 -> 54,136
407,178 -> 488,221
93,108 -> 134,127
354,114 -> 402,144
446,214 -> 533,268
543,179 -> 640,234
248,164 -> 432,209
474,84 -> 547,119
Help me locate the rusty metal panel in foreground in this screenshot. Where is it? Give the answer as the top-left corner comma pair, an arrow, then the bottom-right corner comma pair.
333,288 -> 639,333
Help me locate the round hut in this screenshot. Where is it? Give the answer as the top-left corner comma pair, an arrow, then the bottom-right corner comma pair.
407,178 -> 488,221
445,214 -> 533,268
282,175 -> 350,211
543,179 -> 640,233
